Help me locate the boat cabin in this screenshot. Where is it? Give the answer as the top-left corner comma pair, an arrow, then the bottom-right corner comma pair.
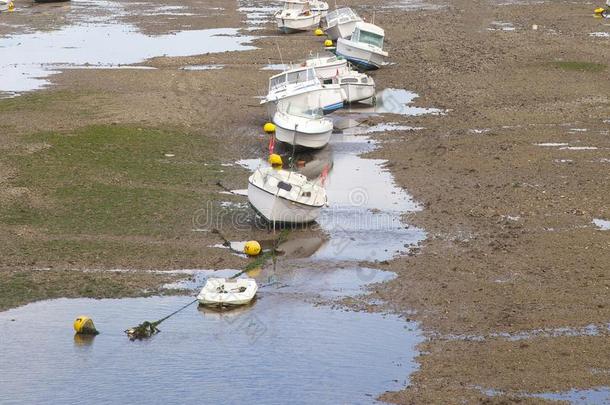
269,66 -> 319,93
325,7 -> 360,27
352,22 -> 385,49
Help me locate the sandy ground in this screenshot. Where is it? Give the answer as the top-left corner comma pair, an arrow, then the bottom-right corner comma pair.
0,0 -> 609,403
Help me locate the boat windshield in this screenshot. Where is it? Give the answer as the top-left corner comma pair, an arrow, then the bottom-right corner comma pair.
281,101 -> 324,119
269,68 -> 316,92
354,29 -> 384,48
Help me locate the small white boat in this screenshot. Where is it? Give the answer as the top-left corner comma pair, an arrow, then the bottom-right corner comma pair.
334,70 -> 376,103
309,0 -> 329,17
304,54 -> 350,82
273,103 -> 333,149
275,0 -> 321,33
262,66 -> 345,116
322,7 -> 362,40
336,22 -> 388,70
197,278 -> 258,307
248,167 -> 327,224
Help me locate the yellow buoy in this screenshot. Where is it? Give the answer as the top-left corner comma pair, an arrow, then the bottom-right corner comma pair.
244,240 -> 262,256
314,28 -> 324,36
324,39 -> 333,47
263,122 -> 276,133
73,316 -> 99,335
594,7 -> 605,14
268,153 -> 283,167
8,1 -> 14,11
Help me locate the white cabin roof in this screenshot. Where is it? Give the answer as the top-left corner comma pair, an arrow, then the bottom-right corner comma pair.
355,22 -> 385,37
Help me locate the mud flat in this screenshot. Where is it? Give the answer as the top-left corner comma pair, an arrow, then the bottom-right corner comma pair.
0,0 -> 609,403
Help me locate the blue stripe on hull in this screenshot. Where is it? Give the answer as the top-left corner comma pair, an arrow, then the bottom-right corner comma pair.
322,101 -> 344,113
335,52 -> 380,71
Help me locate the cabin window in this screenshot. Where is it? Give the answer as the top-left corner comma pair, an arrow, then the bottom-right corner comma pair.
270,75 -> 286,91
342,78 -> 358,84
360,77 -> 368,83
358,30 -> 384,48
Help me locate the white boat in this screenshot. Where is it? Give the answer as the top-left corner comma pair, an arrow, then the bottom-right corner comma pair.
197,278 -> 258,307
261,66 -> 345,116
334,70 -> 376,103
0,0 -> 12,11
304,54 -> 350,82
322,8 -> 362,40
336,22 -> 388,70
248,167 -> 327,224
310,0 -> 329,17
273,103 -> 333,149
275,0 -> 321,33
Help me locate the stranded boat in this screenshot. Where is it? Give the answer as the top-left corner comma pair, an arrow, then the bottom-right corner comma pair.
248,166 -> 327,224
334,70 -> 376,103
304,54 -> 350,82
275,0 -> 321,33
197,278 -> 258,307
273,103 -> 333,149
261,66 -> 345,116
336,22 -> 388,70
322,7 -> 362,40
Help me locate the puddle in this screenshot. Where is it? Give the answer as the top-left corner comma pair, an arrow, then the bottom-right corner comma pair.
531,387 -> 610,404
375,0 -> 443,11
593,219 -> 610,231
441,323 -> 608,342
559,146 -> 598,150
180,65 -> 225,71
237,1 -> 280,28
260,63 -> 291,71
313,131 -> 425,262
0,271 -> 422,405
0,0 -> 256,97
340,122 -> 422,135
480,386 -> 610,404
488,21 -> 516,31
535,142 -> 569,147
345,89 -> 444,116
590,32 -> 610,37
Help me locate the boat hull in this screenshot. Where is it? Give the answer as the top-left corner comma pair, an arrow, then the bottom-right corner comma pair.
336,38 -> 388,70
341,82 -> 376,103
311,58 -> 349,81
248,182 -> 323,224
276,13 -> 321,33
265,86 -> 344,117
324,21 -> 358,40
274,123 -> 332,149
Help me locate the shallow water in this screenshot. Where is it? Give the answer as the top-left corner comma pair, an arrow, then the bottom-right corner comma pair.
346,88 -> 443,116
0,0 -> 256,96
0,272 -> 422,405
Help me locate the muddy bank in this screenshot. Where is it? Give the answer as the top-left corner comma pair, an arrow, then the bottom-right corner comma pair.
0,0 -> 609,403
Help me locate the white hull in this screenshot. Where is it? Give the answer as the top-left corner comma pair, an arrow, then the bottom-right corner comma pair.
276,12 -> 321,33
275,125 -> 332,149
265,85 -> 345,117
308,58 -> 349,81
336,38 -> 388,70
341,82 -> 376,103
324,20 -> 359,40
248,182 -> 323,223
197,278 -> 258,307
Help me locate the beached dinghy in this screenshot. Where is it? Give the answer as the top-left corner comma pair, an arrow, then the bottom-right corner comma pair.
273,103 -> 333,149
334,70 -> 376,103
276,0 -> 321,33
304,54 -> 350,82
262,66 -> 345,116
336,22 -> 388,70
197,278 -> 258,307
248,166 -> 327,224
322,7 -> 362,40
